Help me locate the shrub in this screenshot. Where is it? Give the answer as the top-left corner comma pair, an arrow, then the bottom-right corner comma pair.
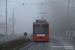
0,37 -> 31,50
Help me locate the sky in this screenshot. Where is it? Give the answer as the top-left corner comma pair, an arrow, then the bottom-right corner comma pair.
0,0 -> 75,35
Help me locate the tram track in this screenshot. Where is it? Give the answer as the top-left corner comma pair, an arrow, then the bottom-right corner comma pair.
28,42 -> 45,50
38,42 -> 46,50
28,42 -> 46,50
28,42 -> 38,50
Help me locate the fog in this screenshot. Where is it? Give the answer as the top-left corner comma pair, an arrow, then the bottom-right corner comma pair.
0,0 -> 75,36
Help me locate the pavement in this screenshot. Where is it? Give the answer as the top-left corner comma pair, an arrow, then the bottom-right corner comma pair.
19,36 -> 75,50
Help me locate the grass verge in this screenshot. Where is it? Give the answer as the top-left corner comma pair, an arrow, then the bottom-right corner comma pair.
0,36 -> 32,50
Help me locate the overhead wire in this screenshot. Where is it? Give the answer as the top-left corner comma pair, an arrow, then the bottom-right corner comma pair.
39,0 -> 43,10
39,0 -> 46,19
38,0 -> 56,19
39,0 -> 42,5
16,0 -> 23,4
16,0 -> 50,18
16,0 -> 32,17
23,5 -> 32,17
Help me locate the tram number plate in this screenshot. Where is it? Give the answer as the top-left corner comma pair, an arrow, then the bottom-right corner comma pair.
37,34 -> 45,36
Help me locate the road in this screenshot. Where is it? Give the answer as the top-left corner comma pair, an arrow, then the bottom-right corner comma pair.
19,36 -> 75,50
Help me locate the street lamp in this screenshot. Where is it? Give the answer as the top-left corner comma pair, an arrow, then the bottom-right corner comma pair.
67,0 -> 70,37
5,0 -> 7,36
12,8 -> 14,35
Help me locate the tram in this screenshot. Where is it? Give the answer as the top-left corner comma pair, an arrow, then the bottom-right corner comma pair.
33,19 -> 49,41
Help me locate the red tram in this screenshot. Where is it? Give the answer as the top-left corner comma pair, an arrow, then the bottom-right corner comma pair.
33,19 -> 49,41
